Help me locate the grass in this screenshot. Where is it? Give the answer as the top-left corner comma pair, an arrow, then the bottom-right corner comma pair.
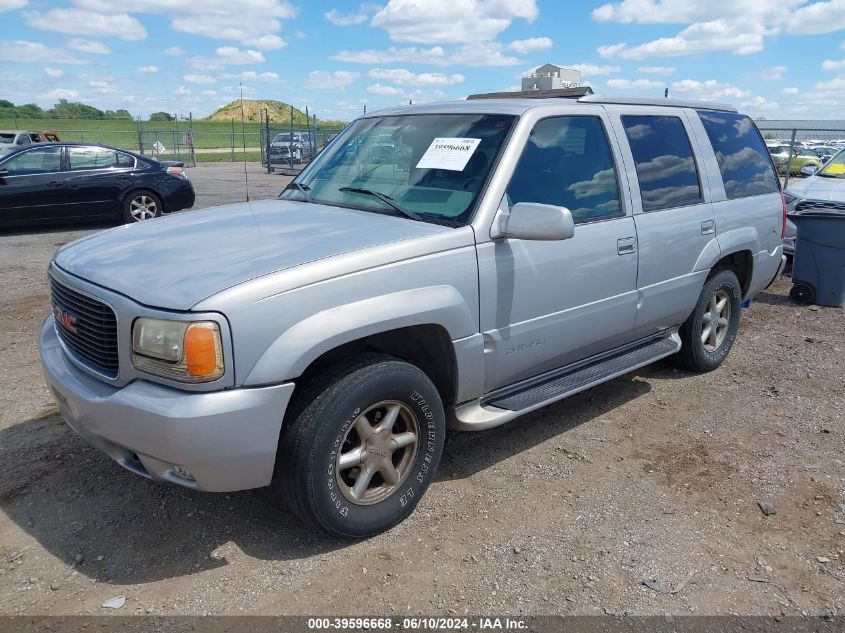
0,118 -> 344,155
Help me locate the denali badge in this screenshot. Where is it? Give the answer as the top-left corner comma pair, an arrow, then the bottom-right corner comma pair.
53,305 -> 79,335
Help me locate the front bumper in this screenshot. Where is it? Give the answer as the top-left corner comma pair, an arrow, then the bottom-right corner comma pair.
40,317 -> 294,492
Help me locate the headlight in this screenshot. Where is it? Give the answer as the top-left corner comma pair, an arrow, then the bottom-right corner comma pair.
132,318 -> 224,382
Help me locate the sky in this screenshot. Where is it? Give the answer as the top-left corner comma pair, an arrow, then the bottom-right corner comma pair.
1,0 -> 845,121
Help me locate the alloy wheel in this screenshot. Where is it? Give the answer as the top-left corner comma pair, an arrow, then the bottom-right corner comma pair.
129,195 -> 158,221
701,288 -> 732,352
335,401 -> 420,506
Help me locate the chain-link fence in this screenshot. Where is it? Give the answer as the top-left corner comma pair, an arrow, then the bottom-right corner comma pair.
16,117 -> 345,167
755,125 -> 845,188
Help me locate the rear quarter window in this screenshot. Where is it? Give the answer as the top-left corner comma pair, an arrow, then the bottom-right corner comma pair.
697,111 -> 780,199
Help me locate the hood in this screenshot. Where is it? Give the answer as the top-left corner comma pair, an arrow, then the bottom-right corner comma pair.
54,198 -> 447,310
785,174 -> 845,202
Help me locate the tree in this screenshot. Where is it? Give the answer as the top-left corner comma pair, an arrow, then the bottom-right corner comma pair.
47,99 -> 105,119
149,111 -> 174,121
105,109 -> 132,119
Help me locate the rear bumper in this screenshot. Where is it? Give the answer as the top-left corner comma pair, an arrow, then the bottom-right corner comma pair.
40,316 -> 294,492
164,183 -> 195,212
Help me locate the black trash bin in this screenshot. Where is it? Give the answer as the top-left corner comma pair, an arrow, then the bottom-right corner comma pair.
789,212 -> 845,307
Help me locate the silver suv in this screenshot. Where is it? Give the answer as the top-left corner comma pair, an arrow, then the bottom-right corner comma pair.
40,90 -> 786,538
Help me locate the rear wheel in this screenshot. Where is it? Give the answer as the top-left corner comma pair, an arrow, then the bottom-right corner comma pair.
122,190 -> 162,223
674,268 -> 742,372
277,354 -> 445,538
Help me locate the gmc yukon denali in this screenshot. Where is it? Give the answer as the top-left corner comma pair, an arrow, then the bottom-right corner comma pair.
40,89 -> 787,537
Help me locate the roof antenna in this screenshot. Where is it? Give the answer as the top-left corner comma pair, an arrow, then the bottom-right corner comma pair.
240,82 -> 250,202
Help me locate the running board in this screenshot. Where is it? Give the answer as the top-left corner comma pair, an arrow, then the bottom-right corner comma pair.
450,332 -> 681,431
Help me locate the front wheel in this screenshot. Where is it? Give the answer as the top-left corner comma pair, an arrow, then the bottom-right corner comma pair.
277,355 -> 445,538
674,268 -> 742,372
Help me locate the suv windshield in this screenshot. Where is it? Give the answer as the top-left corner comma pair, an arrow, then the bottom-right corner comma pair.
0,133 -> 15,144
816,149 -> 845,178
283,113 -> 516,226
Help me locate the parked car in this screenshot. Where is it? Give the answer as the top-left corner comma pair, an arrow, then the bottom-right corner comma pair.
808,145 -> 838,163
768,145 -> 822,175
783,148 -> 845,256
40,92 -> 785,537
268,132 -> 314,164
0,143 -> 195,227
0,129 -> 62,155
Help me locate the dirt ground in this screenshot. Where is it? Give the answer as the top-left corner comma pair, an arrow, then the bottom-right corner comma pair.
0,164 -> 843,618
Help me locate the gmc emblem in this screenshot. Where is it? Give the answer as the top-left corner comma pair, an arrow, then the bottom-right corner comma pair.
53,305 -> 79,335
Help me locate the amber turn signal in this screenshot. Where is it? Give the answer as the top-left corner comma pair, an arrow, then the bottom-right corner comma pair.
184,323 -> 223,378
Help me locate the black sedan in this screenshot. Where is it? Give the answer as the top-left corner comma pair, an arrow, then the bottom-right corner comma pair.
0,143 -> 195,227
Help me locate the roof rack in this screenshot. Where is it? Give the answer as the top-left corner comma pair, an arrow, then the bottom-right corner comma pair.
467,87 -> 594,100
465,87 -> 737,112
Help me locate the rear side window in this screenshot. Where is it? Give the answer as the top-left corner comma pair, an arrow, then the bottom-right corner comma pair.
506,115 -> 623,223
622,115 -> 703,212
698,111 -> 779,199
69,146 -> 134,171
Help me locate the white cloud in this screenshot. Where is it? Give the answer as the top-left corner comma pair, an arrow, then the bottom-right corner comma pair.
241,34 -> 285,50
815,76 -> 845,90
785,0 -> 845,34
599,20 -> 773,59
202,89 -> 218,96
741,95 -> 779,112
236,70 -> 281,82
295,30 -> 306,38
184,74 -> 216,84
177,85 -> 192,95
137,65 -> 158,73
67,38 -> 110,54
637,65 -> 675,75
367,83 -> 405,95
0,0 -> 27,11
371,0 -> 538,44
89,79 -> 118,94
41,88 -> 79,100
44,67 -> 63,78
507,37 -> 553,54
305,70 -> 360,90
782,86 -> 800,94
0,40 -> 84,64
822,59 -> 845,71
591,0 -> 792,25
73,0 -> 297,47
333,42 -> 520,67
570,63 -> 621,76
671,78 -> 750,101
761,65 -> 786,80
188,46 -> 266,70
606,78 -> 666,90
367,68 -> 464,85
24,9 -> 147,41
325,7 -> 368,25
163,46 -> 185,56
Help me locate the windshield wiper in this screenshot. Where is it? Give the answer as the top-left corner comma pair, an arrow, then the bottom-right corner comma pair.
338,187 -> 422,221
816,172 -> 843,178
282,181 -> 312,202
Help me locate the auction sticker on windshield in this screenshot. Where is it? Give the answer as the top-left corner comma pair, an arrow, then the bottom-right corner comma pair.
416,137 -> 481,171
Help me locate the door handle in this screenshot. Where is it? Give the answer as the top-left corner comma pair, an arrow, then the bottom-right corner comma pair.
701,219 -> 715,235
617,237 -> 637,255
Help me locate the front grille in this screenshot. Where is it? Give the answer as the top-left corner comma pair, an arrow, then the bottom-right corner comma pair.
795,199 -> 845,213
50,276 -> 119,378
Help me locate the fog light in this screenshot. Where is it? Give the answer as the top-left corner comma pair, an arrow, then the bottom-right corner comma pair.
171,465 -> 195,481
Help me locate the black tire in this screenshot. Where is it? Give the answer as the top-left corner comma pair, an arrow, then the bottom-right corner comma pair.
674,268 -> 742,372
277,354 -> 445,538
122,190 -> 163,223
789,282 -> 815,304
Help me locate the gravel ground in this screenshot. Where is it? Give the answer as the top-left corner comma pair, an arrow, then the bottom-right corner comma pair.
0,164 -> 843,618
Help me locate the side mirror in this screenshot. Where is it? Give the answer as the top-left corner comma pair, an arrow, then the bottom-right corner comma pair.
493,202 -> 575,241
0,169 -> 8,178
801,165 -> 818,176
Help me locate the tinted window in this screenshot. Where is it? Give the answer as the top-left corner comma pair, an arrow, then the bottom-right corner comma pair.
1,146 -> 62,175
622,115 -> 702,212
698,112 -> 779,199
506,116 -> 623,223
68,146 -> 133,170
